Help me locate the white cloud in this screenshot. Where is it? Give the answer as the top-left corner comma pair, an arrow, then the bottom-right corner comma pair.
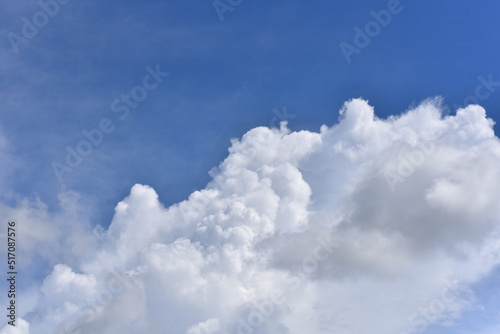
1,98 -> 500,334
0,318 -> 29,334
0,190 -> 96,272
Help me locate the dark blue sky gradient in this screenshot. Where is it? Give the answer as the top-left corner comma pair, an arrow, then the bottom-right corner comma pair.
1,0 -> 499,228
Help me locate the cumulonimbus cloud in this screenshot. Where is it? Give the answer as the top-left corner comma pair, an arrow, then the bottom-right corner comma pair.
2,97 -> 499,334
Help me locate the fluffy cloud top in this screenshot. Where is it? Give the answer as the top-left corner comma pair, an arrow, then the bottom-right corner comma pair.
2,98 -> 500,334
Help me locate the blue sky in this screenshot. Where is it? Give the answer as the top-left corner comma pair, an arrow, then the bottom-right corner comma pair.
1,0 -> 499,221
1,0 -> 500,333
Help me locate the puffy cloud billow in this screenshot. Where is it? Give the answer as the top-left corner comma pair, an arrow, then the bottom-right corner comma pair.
2,98 -> 500,334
